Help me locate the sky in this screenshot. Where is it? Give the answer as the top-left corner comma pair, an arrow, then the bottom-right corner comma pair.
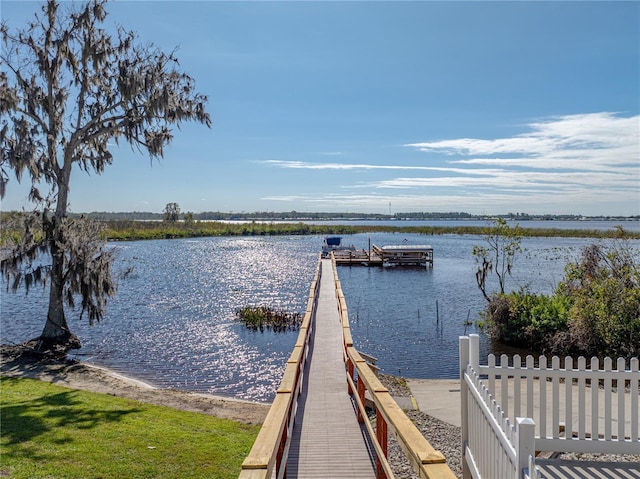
1,1 -> 639,216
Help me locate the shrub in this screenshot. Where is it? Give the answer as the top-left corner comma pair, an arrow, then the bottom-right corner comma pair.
483,238 -> 640,358
486,291 -> 571,351
559,243 -> 640,358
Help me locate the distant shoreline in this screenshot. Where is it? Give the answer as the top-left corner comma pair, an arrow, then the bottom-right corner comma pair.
3,211 -> 638,242
103,220 -> 640,242
3,210 -> 639,223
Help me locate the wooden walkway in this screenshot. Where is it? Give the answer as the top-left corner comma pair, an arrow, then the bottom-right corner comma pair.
286,259 -> 376,478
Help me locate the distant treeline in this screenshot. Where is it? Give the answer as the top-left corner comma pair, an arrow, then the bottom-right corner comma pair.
1,213 -> 639,242
103,221 -> 640,241
101,220 -> 359,241
63,210 -> 640,222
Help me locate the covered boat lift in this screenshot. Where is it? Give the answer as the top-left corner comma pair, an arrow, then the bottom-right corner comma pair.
372,244 -> 433,267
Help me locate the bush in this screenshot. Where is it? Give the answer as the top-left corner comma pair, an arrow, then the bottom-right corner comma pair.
484,238 -> 640,358
559,243 -> 640,358
486,291 -> 571,351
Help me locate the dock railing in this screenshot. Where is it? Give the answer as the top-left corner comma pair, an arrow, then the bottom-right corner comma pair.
460,333 -> 640,479
333,256 -> 457,479
238,257 -> 322,479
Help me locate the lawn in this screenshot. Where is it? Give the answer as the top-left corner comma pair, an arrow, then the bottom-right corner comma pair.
0,377 -> 259,478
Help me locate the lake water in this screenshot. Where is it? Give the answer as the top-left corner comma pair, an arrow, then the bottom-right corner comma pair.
1,225 -> 638,402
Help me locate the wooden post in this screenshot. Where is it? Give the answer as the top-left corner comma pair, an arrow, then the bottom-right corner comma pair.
357,375 -> 366,423
276,402 -> 289,479
347,358 -> 354,394
376,409 -> 388,479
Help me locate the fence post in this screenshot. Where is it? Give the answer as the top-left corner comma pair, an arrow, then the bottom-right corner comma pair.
376,410 -> 388,479
347,358 -> 354,394
469,333 -> 479,372
515,417 -> 536,479
459,336 -> 471,479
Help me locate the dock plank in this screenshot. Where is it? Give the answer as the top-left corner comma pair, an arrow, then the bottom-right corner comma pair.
286,259 -> 376,479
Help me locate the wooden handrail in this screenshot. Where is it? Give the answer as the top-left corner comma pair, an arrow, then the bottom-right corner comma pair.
238,256 -> 322,479
240,253 -> 457,479
331,255 -> 457,479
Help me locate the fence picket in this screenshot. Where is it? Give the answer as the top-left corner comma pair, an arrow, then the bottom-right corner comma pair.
604,357 -> 612,440
501,354 -> 509,417
539,355 -> 547,438
632,358 -> 639,442
514,354 -> 521,419
578,356 -> 586,440
617,357 -> 626,441
526,355 -> 534,419
565,357 -> 573,440
591,356 -> 599,441
488,354 -> 496,396
552,356 -> 560,438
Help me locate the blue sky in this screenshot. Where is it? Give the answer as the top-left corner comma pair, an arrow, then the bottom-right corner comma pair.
2,1 -> 639,216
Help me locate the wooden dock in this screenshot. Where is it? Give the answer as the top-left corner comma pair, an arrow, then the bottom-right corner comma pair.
239,256 -> 457,479
285,259 -> 376,478
332,249 -> 383,266
332,244 -> 433,267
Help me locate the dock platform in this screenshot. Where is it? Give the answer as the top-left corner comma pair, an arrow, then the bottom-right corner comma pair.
332,249 -> 383,266
332,244 -> 433,267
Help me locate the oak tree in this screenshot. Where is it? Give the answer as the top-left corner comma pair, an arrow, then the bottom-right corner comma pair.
0,0 -> 211,351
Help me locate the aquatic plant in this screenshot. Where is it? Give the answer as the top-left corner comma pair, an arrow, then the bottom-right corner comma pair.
235,305 -> 302,332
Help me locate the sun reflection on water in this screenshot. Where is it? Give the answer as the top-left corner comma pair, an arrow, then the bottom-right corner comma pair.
1,233 -> 612,401
0,236 -> 319,402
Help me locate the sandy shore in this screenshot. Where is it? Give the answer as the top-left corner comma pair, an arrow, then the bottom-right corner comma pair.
0,345 -> 270,425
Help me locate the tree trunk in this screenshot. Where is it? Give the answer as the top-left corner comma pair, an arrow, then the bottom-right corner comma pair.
38,233 -> 80,351
38,163 -> 81,352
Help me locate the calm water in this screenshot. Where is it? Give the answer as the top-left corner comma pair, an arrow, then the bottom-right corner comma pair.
1,227 -> 637,402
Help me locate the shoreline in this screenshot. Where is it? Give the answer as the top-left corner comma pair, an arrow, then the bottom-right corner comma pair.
0,345 -> 270,425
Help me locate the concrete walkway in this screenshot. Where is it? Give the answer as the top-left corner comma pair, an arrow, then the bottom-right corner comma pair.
406,378 -> 462,427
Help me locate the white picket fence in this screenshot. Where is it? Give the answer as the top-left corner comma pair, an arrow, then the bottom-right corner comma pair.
460,334 -> 640,479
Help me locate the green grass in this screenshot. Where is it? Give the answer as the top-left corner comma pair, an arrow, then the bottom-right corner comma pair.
0,377 -> 260,479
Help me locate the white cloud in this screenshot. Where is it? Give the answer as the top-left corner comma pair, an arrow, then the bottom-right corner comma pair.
262,112 -> 639,215
264,160 -> 425,170
406,112 -> 639,172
